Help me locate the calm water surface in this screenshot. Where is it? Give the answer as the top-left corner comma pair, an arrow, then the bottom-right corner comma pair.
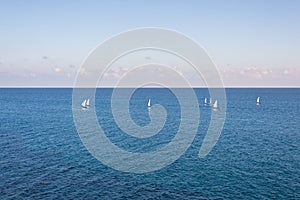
0,88 -> 299,199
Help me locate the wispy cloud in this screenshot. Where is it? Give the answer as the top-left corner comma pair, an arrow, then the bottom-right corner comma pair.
221,67 -> 300,87
52,67 -> 62,73
103,67 -> 129,78
23,69 -> 37,78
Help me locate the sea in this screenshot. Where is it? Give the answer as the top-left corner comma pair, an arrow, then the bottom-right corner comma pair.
0,88 -> 299,199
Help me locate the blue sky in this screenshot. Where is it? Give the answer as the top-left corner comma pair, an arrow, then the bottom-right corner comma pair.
0,0 -> 299,87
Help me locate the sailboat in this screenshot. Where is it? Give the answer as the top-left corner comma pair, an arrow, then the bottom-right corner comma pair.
81,99 -> 90,108
204,98 -> 208,105
209,98 -> 212,106
148,99 -> 151,108
256,97 -> 260,105
213,100 -> 218,109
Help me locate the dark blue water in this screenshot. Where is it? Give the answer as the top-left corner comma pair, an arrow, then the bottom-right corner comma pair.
0,88 -> 299,199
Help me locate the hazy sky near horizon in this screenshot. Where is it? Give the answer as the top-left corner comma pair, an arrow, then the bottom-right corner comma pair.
0,0 -> 299,87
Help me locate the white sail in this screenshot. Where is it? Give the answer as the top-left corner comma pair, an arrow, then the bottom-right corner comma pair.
256,97 -> 260,104
204,98 -> 207,104
81,99 -> 87,107
148,99 -> 151,107
209,98 -> 212,105
86,99 -> 90,106
213,100 -> 218,108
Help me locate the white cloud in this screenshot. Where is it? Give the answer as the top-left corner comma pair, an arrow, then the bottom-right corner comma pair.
283,69 -> 289,75
53,67 -> 62,73
102,67 -> 130,79
220,66 -> 300,87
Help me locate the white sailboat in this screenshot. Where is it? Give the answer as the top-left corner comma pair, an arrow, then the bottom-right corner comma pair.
213,100 -> 218,109
204,98 -> 207,105
148,99 -> 151,108
256,97 -> 260,105
81,99 -> 90,108
209,98 -> 212,105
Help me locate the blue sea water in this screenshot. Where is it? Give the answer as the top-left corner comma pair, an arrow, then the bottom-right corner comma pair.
0,88 -> 299,199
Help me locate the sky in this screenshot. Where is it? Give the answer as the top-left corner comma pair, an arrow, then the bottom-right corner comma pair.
0,0 -> 299,87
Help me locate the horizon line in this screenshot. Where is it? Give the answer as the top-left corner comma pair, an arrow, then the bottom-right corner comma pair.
0,86 -> 299,89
